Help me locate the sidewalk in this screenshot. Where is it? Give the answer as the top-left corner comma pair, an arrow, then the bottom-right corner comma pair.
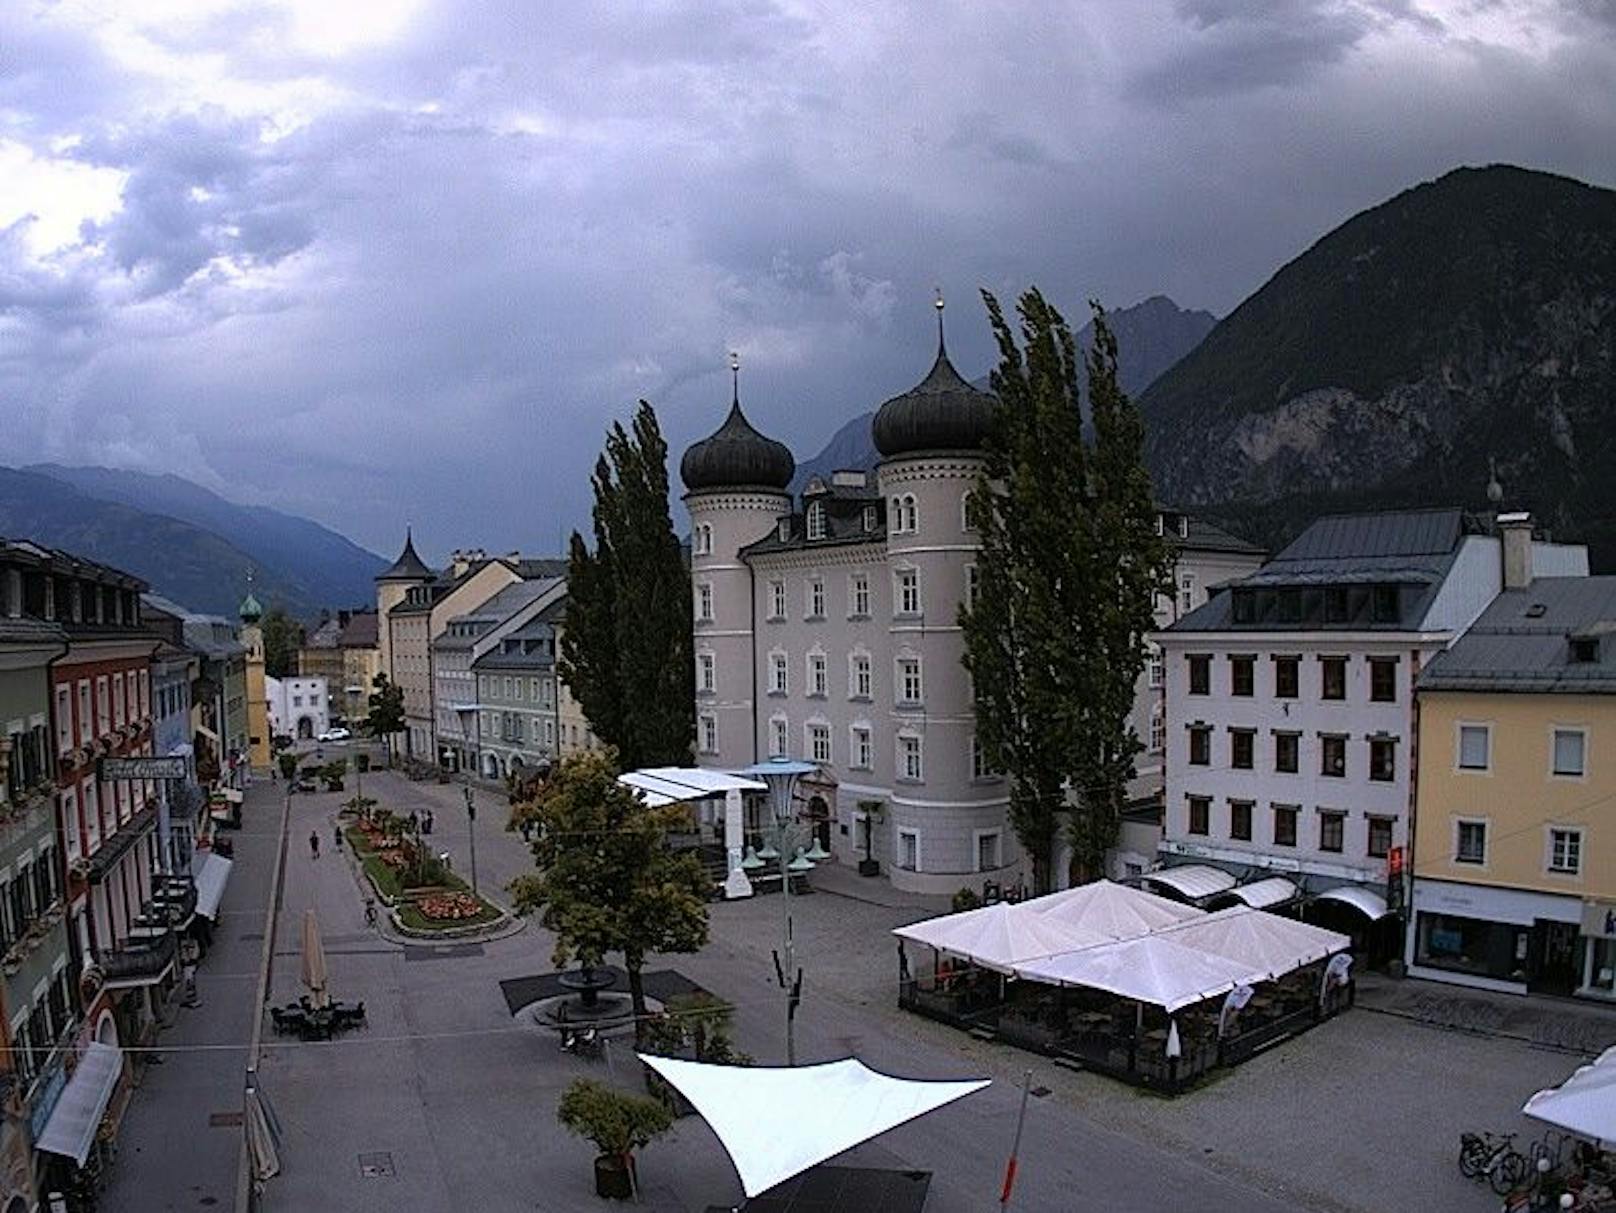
1356,970 -> 1616,1054
100,781 -> 287,1213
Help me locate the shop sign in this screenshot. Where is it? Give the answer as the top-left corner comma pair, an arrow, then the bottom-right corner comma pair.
1582,899 -> 1616,940
99,756 -> 190,781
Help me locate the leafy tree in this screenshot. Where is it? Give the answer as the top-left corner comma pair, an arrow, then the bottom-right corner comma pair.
962,290 -> 1172,891
365,673 -> 406,766
556,1078 -> 673,1160
261,607 -> 304,678
558,402 -> 693,770
277,752 -> 298,781
509,749 -> 709,1040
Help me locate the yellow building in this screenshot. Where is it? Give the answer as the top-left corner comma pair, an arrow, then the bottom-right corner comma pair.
239,591 -> 271,773
1411,574 -> 1616,1001
552,621 -> 599,756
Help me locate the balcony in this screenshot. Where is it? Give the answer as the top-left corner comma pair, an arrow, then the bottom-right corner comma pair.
151,876 -> 197,928
101,928 -> 176,989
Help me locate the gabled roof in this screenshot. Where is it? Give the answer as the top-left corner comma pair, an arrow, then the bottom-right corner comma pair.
1419,576 -> 1616,693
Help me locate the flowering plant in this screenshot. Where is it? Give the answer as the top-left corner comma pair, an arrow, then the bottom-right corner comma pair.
417,892 -> 482,921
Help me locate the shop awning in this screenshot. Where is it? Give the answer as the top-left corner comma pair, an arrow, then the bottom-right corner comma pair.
1524,1046 -> 1616,1150
194,853 -> 234,921
638,1055 -> 989,1198
1142,864 -> 1237,902
1311,885 -> 1393,920
35,1043 -> 123,1166
1223,877 -> 1298,910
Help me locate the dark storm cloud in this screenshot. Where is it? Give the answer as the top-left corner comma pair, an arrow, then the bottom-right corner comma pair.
1,0 -> 1613,561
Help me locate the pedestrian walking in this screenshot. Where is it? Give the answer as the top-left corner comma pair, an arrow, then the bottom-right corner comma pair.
333,824 -> 343,851
182,960 -> 200,1008
309,830 -> 320,860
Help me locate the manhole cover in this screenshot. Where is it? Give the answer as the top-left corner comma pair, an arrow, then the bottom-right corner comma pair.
358,1152 -> 395,1178
208,1111 -> 244,1128
239,933 -> 265,942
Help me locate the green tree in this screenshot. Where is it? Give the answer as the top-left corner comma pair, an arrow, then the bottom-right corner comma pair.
261,606 -> 303,678
365,672 -> 406,766
509,749 -> 709,1040
961,290 -> 1172,891
558,402 -> 693,770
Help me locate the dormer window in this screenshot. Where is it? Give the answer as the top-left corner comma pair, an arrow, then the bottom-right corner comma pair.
777,517 -> 791,543
1155,514 -> 1165,537
1178,516 -> 1189,539
862,505 -> 877,533
806,502 -> 826,541
1570,636 -> 1600,664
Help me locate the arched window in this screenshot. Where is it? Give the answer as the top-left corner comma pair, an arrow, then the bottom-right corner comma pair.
961,491 -> 973,533
901,494 -> 918,534
693,523 -> 713,556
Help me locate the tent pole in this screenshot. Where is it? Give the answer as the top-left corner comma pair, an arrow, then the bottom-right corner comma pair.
998,1068 -> 1033,1210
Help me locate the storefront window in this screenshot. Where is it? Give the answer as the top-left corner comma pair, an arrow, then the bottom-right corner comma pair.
1415,912 -> 1528,982
1587,938 -> 1616,995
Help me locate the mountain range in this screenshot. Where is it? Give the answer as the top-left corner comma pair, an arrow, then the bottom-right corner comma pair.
1140,165 -> 1616,570
791,295 -> 1217,491
0,464 -> 385,618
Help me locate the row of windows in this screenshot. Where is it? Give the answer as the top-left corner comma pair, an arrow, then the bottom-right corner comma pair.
54,669 -> 152,754
1450,818 -> 1585,876
0,848 -> 63,953
61,775 -> 154,862
1455,723 -> 1589,778
894,826 -> 1002,874
700,713 -> 998,782
694,566 -> 982,626
1185,726 -> 1399,781
1185,653 -> 1398,703
9,967 -> 75,1091
1184,795 -> 1396,857
752,650 -> 927,705
475,674 -> 555,706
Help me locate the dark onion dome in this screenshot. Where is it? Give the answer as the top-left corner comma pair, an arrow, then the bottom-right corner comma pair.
680,384 -> 795,493
872,325 -> 995,459
238,591 -> 263,623
376,528 -> 433,582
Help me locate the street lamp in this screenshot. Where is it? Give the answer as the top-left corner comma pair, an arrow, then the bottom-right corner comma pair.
742,758 -> 818,1066
453,704 -> 481,897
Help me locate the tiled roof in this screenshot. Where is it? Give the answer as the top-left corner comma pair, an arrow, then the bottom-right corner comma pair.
1419,577 -> 1616,693
338,611 -> 378,648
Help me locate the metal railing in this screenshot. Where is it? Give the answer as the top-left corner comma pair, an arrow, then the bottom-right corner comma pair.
101,929 -> 177,985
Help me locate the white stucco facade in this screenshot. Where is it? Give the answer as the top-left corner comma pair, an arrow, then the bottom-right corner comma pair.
265,675 -> 330,740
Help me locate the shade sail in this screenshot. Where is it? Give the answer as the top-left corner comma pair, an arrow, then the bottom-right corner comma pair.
1524,1046 -> 1616,1150
893,902 -> 1107,973
1311,885 -> 1393,920
638,1055 -> 989,1198
194,853 -> 234,921
1161,906 -> 1350,979
35,1043 -> 123,1166
1028,879 -> 1205,938
1223,877 -> 1298,910
1142,864 -> 1236,902
617,767 -> 767,807
1015,934 -> 1267,1012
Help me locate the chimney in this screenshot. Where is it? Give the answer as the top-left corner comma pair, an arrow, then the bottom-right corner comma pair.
1499,511 -> 1533,590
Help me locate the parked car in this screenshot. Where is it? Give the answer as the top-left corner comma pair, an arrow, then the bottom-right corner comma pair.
317,727 -> 351,743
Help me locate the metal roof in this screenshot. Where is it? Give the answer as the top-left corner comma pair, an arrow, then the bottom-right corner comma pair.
1418,576 -> 1616,693
1277,508 -> 1470,561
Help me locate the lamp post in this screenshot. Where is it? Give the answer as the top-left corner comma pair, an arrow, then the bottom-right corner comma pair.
743,758 -> 818,1066
453,705 -> 481,897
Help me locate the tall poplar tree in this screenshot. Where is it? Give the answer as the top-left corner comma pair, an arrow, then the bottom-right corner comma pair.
962,290 -> 1173,892
559,402 -> 694,771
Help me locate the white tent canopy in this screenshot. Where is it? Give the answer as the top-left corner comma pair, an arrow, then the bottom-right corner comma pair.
1141,864 -> 1237,902
1222,877 -> 1298,910
1015,933 -> 1267,1013
893,902 -> 1108,973
1524,1046 -> 1616,1150
1029,879 -> 1205,938
639,1055 -> 989,1198
617,767 -> 766,807
1160,906 -> 1350,979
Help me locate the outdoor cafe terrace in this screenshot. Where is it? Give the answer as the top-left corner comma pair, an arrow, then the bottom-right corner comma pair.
894,881 -> 1355,1093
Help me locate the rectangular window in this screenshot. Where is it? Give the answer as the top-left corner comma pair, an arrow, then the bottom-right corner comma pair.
1369,737 -> 1396,782
965,565 -> 979,613
1148,708 -> 1165,754
770,717 -> 788,758
1187,795 -> 1210,836
1274,656 -> 1299,699
1148,645 -> 1164,689
1321,657 -> 1347,701
95,676 -> 109,732
898,829 -> 919,872
1179,573 -> 1196,613
78,681 -> 91,743
852,655 -> 872,699
1369,658 -> 1397,703
769,654 -> 788,695
1319,810 -> 1345,854
1367,816 -> 1393,859
697,653 -> 715,694
809,724 -> 831,764
1188,655 -> 1210,696
1274,732 -> 1299,774
1321,734 -> 1347,778
55,685 -> 72,753
1230,728 -> 1255,770
808,654 -> 827,697
1189,726 -> 1210,766
1548,827 -> 1582,875
850,573 -> 870,618
976,832 -> 1000,873
898,658 -> 922,705
1230,656 -> 1254,697
113,673 -> 126,727
1273,805 -> 1298,848
1552,729 -> 1586,777
898,735 -> 922,781
1455,819 -> 1487,865
695,583 -> 713,622
896,569 -> 920,616
769,581 -> 786,620
1229,800 -> 1253,841
808,579 -> 825,619
851,727 -> 872,770
1458,725 -> 1490,771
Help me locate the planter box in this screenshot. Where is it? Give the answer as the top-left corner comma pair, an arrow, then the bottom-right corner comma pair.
858,858 -> 881,877
594,1154 -> 634,1200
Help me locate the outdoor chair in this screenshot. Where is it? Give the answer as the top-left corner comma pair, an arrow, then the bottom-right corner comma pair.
270,1006 -> 307,1035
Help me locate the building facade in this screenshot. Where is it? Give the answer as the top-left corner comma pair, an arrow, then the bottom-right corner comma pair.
180,615 -> 249,790
1410,570 -> 1616,1000
264,676 -> 330,740
471,605 -> 563,779
1156,509 -> 1588,952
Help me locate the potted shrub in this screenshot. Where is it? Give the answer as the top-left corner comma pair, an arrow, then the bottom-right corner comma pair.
277,753 -> 298,783
355,752 -> 371,773
556,1079 -> 673,1200
322,759 -> 348,792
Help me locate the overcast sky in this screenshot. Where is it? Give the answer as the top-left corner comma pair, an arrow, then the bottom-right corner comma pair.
3,0 -> 1614,561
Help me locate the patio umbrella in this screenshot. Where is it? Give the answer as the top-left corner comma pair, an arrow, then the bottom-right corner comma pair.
300,909 -> 330,1010
1165,1019 -> 1182,1059
245,1082 -> 282,1182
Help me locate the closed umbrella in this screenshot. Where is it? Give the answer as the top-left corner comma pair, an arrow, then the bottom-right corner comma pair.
300,909 -> 330,1010
245,1081 -> 282,1182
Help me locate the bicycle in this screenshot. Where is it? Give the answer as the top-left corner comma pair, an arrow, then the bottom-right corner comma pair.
1459,1130 -> 1528,1196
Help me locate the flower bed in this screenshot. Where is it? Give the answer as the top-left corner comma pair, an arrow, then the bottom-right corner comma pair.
416,892 -> 482,921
